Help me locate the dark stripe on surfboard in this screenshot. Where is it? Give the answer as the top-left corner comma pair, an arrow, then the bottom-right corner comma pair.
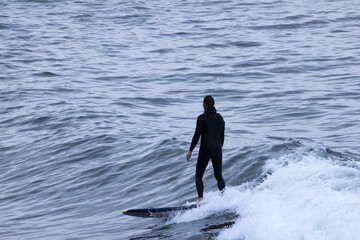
122,204 -> 198,218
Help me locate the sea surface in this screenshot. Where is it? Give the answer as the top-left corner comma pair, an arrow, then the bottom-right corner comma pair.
1,0 -> 360,239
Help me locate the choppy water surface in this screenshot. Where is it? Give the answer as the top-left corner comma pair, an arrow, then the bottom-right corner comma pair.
1,0 -> 360,239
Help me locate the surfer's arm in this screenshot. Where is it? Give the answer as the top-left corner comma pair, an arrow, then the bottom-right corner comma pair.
221,120 -> 225,147
189,115 -> 202,152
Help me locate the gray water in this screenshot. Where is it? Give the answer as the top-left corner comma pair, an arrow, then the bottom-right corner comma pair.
1,0 -> 360,239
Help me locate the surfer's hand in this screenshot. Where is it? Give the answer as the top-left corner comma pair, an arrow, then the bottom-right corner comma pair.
186,151 -> 192,162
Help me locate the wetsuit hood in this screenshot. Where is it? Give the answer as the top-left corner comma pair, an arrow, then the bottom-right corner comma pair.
205,106 -> 216,113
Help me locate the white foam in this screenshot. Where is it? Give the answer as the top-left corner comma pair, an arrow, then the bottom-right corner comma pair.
172,149 -> 360,240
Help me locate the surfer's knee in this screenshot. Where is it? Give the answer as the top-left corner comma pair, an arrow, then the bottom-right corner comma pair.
195,172 -> 203,182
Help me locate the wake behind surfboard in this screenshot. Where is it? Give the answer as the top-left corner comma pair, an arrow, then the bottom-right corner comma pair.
122,204 -> 198,218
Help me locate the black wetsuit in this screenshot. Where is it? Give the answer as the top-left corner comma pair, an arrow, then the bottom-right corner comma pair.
189,106 -> 225,199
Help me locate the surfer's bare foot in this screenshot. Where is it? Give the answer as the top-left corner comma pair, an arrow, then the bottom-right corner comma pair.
197,198 -> 203,204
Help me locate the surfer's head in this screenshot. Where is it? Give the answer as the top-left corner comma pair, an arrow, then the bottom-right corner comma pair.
203,95 -> 215,110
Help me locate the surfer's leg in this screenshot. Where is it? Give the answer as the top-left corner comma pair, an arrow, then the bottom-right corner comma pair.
195,149 -> 210,199
211,149 -> 225,191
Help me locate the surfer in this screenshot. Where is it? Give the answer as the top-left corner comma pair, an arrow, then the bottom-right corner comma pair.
186,95 -> 226,203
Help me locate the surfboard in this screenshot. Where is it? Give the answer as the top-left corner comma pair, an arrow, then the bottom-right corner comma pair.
122,204 -> 198,218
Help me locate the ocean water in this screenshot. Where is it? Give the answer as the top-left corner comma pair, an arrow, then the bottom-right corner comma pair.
1,0 -> 360,239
